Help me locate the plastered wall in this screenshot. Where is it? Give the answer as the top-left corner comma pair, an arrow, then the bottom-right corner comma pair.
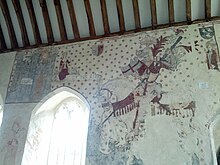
0,21 -> 220,165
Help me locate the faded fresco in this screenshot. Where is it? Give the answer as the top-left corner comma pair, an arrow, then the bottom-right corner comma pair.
198,24 -> 220,70
2,21 -> 220,165
6,47 -> 58,103
0,117 -> 26,165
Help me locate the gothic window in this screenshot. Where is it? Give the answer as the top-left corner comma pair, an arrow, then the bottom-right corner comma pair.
22,89 -> 90,165
210,115 -> 220,165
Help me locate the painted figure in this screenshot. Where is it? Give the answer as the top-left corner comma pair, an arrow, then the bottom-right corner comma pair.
91,44 -> 104,56
96,79 -> 158,154
199,26 -> 220,70
58,54 -> 70,81
205,40 -> 219,70
1,120 -> 25,165
3,138 -> 18,165
151,101 -> 196,118
96,29 -> 193,157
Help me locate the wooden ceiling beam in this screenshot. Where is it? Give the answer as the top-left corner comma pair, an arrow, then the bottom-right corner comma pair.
12,0 -> 30,47
66,0 -> 80,39
168,0 -> 174,25
54,0 -> 67,41
25,0 -> 42,44
116,0 -> 125,33
205,0 -> 211,20
150,0 -> 157,29
0,0 -> 18,49
84,0 -> 96,36
100,0 -> 110,35
0,25 -> 7,50
132,0 -> 141,31
1,17 -> 220,54
39,0 -> 54,43
186,0 -> 192,23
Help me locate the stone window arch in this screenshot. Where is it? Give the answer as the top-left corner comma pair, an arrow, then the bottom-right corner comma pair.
210,114 -> 220,165
22,87 -> 90,165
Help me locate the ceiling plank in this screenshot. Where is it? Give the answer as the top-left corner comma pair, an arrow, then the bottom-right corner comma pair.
25,0 -> 42,44
54,0 -> 67,41
0,25 -> 7,50
168,0 -> 174,25
205,0 -> 211,20
100,0 -> 110,35
12,0 -> 30,47
1,18 -> 220,54
116,0 -> 125,33
132,0 -> 141,31
150,0 -> 157,29
185,0 -> 192,23
39,0 -> 54,43
0,0 -> 18,49
84,0 -> 96,36
66,0 -> 80,39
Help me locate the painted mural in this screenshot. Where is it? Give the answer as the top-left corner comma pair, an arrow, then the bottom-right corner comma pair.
0,117 -> 26,165
6,47 -> 58,103
198,24 -> 220,71
2,21 -> 220,165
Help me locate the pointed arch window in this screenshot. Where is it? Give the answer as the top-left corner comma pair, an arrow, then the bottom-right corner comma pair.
210,115 -> 220,165
22,88 -> 90,165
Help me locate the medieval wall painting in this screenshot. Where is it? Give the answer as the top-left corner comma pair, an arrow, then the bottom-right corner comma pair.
0,117 -> 26,165
86,22 -> 220,164
86,26 -> 209,164
3,21 -> 220,165
151,101 -> 196,118
6,48 -> 58,103
50,44 -> 104,102
198,23 -> 220,71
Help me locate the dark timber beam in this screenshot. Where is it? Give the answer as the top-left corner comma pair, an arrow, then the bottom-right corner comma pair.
168,0 -> 174,25
100,0 -> 110,35
186,0 -> 192,23
25,0 -> 42,44
150,0 -> 157,29
84,0 -> 96,36
0,0 -> 18,48
39,0 -> 54,43
1,17 -> 220,54
132,0 -> 141,31
0,25 -> 7,50
12,0 -> 30,46
116,0 -> 125,33
205,0 -> 211,20
54,0 -> 67,41
66,0 -> 80,39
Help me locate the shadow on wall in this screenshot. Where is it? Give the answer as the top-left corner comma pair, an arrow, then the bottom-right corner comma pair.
217,147 -> 220,165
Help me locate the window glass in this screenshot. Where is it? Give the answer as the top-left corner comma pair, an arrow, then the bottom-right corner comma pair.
22,91 -> 89,165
